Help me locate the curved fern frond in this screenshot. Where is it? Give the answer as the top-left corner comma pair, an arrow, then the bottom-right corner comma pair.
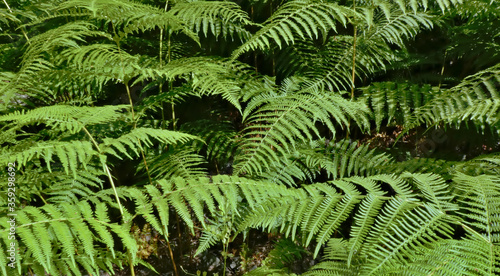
239,173 -> 456,260
100,127 -> 198,160
170,1 -> 253,41
360,82 -> 439,131
0,104 -> 128,134
0,200 -> 135,275
45,0 -> 199,43
234,85 -> 370,175
231,0 -> 351,59
260,139 -> 393,186
1,140 -> 96,177
411,63 -> 500,131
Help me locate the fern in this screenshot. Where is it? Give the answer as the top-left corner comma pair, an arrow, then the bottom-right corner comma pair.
238,173 -> 459,260
302,6 -> 433,92
234,80 -> 370,175
1,140 -> 96,177
0,200 -> 134,275
100,127 -> 197,160
44,0 -> 199,42
181,119 -> 240,166
232,0 -> 350,59
410,63 -> 500,131
131,175 -> 293,241
0,22 -> 106,108
1,0 -> 499,274
145,149 -> 208,179
169,1 -> 253,41
360,82 -> 439,131
0,104 -> 128,133
259,139 -> 393,186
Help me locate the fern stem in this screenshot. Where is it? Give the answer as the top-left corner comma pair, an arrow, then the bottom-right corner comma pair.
128,251 -> 136,276
82,126 -> 125,216
158,3 -> 180,275
2,0 -> 31,45
223,241 -> 229,276
438,50 -> 447,90
125,81 -> 136,124
103,161 -> 125,216
38,193 -> 48,205
350,1 -> 357,99
346,0 -> 357,140
114,25 -> 154,187
171,100 -> 176,131
165,238 -> 179,276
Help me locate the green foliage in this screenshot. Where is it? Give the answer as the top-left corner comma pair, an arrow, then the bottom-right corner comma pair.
0,0 -> 499,275
234,78 -> 370,175
0,200 -> 132,275
169,1 -> 253,40
232,0 -> 350,58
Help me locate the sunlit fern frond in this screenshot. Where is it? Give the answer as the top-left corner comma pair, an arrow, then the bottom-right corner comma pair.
0,104 -> 128,134
0,200 -> 135,275
260,139 -> 393,186
170,1 -> 253,41
231,0 -> 351,59
233,80 -> 370,176
100,127 -> 198,161
40,0 -> 199,42
239,173 -> 457,261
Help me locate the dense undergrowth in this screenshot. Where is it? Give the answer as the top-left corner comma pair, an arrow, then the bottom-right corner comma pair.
0,0 -> 500,275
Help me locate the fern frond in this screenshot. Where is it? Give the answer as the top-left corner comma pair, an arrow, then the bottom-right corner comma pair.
60,43 -> 152,83
401,236 -> 500,275
232,0 -> 350,59
0,22 -> 105,108
262,238 -> 307,269
100,127 -> 197,160
382,158 -> 456,179
360,82 -> 439,131
411,63 -> 500,131
1,140 -> 96,177
0,200 -> 135,275
135,176 -> 292,251
43,167 -> 105,204
181,119 -> 239,165
240,173 -> 456,261
133,57 -> 266,110
170,1 -> 253,41
302,7 -> 433,92
0,104 -> 128,134
260,139 -> 393,186
234,85 -> 370,175
366,6 -> 434,48
146,149 -> 207,179
454,173 -> 500,243
365,205 -> 455,274
47,0 -> 199,42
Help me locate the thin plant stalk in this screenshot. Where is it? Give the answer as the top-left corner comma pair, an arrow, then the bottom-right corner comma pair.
159,2 -> 180,275
2,0 -> 31,44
